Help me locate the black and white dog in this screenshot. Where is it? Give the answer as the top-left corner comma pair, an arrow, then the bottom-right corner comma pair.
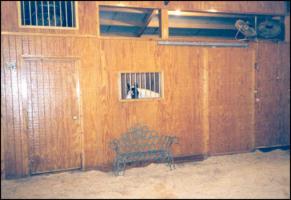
126,82 -> 139,99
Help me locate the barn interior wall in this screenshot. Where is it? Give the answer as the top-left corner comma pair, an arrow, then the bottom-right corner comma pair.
1,1 -> 290,178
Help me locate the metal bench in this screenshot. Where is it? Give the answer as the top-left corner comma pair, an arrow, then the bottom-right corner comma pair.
110,124 -> 178,176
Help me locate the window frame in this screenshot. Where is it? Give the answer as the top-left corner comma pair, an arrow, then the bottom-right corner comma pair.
17,1 -> 79,30
118,71 -> 164,102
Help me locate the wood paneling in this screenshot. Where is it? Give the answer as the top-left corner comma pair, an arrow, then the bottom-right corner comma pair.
95,40 -> 205,165
1,1 -> 287,35
207,48 -> 255,155
1,35 -> 28,178
97,1 -> 287,15
255,42 -> 290,147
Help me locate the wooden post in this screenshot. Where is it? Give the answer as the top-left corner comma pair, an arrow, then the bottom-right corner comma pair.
202,49 -> 209,156
96,4 -> 100,37
159,9 -> 168,39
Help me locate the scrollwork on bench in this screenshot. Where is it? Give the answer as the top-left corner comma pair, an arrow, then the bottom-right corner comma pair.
110,124 -> 178,176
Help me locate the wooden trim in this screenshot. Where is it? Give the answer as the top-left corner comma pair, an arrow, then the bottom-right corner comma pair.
96,4 -> 100,37
22,55 -> 80,60
18,26 -> 78,30
74,59 -> 85,171
251,44 -> 257,150
160,9 -> 168,39
1,31 -> 98,37
17,1 -> 79,30
96,1 -> 286,16
209,149 -> 255,157
96,2 -> 161,10
17,1 -> 22,28
75,1 -> 79,30
2,31 -> 289,44
202,49 -> 209,155
30,167 -> 82,175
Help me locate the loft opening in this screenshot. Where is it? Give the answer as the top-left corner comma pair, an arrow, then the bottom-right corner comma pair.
99,5 -> 161,37
168,10 -> 285,41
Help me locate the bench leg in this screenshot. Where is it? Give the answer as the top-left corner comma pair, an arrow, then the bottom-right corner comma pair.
115,159 -> 126,176
165,153 -> 175,170
113,159 -> 119,176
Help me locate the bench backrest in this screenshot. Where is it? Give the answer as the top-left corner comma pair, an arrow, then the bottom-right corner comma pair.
110,124 -> 177,154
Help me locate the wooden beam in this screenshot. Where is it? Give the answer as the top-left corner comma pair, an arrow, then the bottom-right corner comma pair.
96,4 -> 100,36
100,18 -> 144,27
160,9 -> 168,39
100,5 -> 151,14
100,17 -> 236,30
136,10 -> 156,37
168,10 -> 251,19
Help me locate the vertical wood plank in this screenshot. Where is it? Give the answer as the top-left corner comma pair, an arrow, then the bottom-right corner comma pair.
159,9 -> 168,39
202,48 -> 209,155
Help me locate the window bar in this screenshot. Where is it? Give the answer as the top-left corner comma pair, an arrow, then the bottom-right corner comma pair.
153,73 -> 155,95
41,1 -> 44,26
158,74 -> 162,97
124,73 -> 127,99
143,73 -> 146,97
149,73 -> 152,97
132,73 -> 135,86
129,73 -> 132,98
146,73 -> 149,97
35,1 -> 38,26
48,1 -> 51,26
138,73 -> 142,95
65,1 -> 68,27
71,1 -> 74,27
22,1 -> 26,25
29,1 -> 32,25
53,1 -> 56,26
59,1 -> 62,26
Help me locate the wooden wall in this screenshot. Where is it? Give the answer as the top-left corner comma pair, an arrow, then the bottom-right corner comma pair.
255,42 -> 290,147
1,1 -> 290,179
1,1 -> 287,34
97,1 -> 286,15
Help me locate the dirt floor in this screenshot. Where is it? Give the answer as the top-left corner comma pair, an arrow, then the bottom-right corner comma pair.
1,149 -> 290,199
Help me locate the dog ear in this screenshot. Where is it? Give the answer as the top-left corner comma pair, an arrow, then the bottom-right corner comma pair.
127,83 -> 130,92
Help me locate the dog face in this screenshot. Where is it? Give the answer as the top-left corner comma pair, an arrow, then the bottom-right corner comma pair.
127,82 -> 139,99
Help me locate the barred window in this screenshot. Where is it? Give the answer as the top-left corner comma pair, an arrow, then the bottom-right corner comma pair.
20,1 -> 76,28
120,72 -> 162,100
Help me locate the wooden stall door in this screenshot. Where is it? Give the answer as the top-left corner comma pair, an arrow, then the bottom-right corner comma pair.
23,58 -> 82,174
255,43 -> 290,147
208,48 -> 255,155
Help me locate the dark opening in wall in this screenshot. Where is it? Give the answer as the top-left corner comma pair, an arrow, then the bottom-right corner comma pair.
99,5 -> 160,37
